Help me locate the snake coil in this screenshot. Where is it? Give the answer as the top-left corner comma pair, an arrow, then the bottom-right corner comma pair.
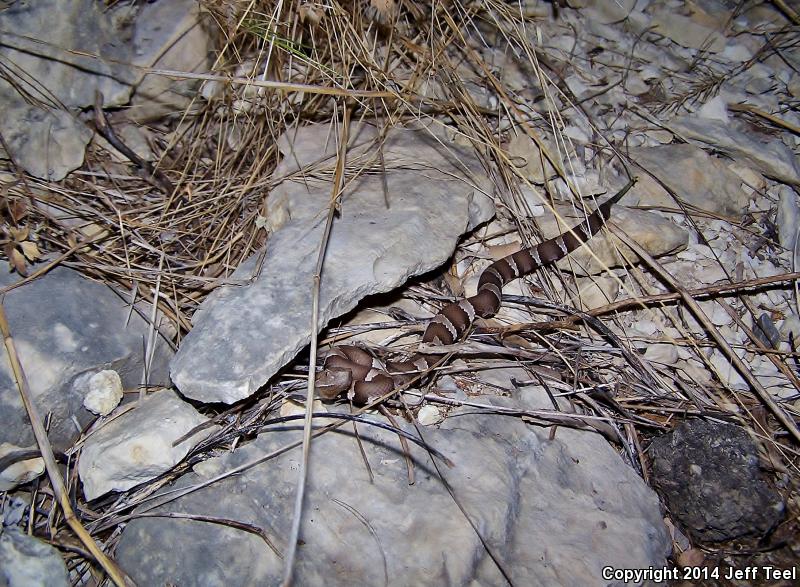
316,179 -> 635,404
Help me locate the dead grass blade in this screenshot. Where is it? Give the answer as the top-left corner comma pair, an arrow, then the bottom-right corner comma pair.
144,68 -> 396,98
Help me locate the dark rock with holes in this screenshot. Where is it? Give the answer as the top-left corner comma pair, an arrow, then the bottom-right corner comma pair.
648,419 -> 784,542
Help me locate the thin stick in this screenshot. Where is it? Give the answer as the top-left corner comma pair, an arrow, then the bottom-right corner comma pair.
771,0 -> 800,24
282,103 -> 352,587
379,405 -> 415,485
609,223 -> 800,445
728,102 -> 800,135
577,271 -> 800,320
145,68 -> 395,98
0,300 -> 131,586
490,271 -> 800,338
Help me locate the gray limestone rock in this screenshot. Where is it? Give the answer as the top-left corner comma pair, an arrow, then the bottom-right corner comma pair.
125,0 -> 211,123
171,122 -> 495,404
0,527 -> 69,587
0,443 -> 44,491
542,204 -> 689,275
0,0 -> 135,110
632,143 -> 752,216
115,395 -> 670,586
571,0 -> 637,23
776,184 -> 799,253
0,263 -> 174,451
668,116 -> 800,186
0,0 -> 131,181
649,11 -> 726,53
79,389 -> 215,500
0,102 -> 93,183
0,0 -> 210,179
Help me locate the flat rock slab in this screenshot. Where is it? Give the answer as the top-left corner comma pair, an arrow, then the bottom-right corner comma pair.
171,122 -> 494,404
0,0 -> 128,178
543,204 -> 688,276
0,263 -> 173,451
78,389 -> 215,500
115,395 -> 670,586
668,115 -> 800,186
632,143 -> 751,216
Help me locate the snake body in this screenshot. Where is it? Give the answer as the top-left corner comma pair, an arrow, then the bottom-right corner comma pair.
316,179 -> 634,404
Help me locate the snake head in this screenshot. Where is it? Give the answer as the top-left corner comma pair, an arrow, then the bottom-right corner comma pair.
315,368 -> 352,400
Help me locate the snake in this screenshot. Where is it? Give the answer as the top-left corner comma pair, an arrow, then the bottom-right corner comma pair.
315,178 -> 635,404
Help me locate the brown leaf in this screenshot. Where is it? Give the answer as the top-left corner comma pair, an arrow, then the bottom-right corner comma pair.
370,0 -> 397,19
8,199 -> 26,224
677,548 -> 704,568
5,244 -> 28,276
443,270 -> 464,297
502,334 -> 535,348
9,226 -> 28,242
298,2 -> 323,25
20,240 -> 40,262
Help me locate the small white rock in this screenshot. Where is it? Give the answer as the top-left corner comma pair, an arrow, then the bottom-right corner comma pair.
722,43 -> 753,62
780,315 -> 800,343
279,398 -> 326,417
417,405 -> 444,426
640,65 -> 662,82
81,370 -> 124,416
644,344 -> 678,365
632,318 -> 660,337
563,125 -> 589,143
200,78 -> 222,101
679,359 -> 713,387
697,96 -> 729,123
643,129 -> 674,144
727,163 -> 765,194
624,72 -> 650,95
708,351 -> 748,391
788,74 -> 800,98
569,276 -> 619,310
698,301 -> 733,327
676,243 -> 713,262
776,185 -> 799,252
